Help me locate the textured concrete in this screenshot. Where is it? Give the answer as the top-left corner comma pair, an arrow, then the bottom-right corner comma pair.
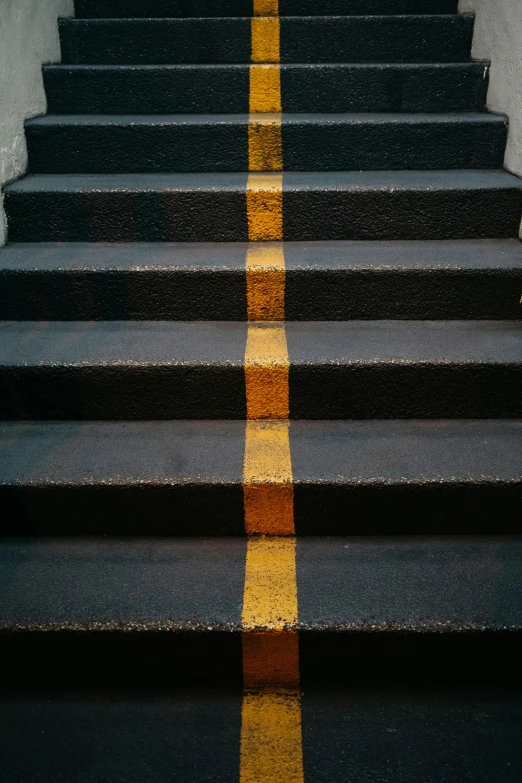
75,0 -> 459,16
5,170 -> 521,242
43,63 -> 490,114
460,0 -> 522,180
0,0 -> 73,246
1,687 -> 521,783
0,536 -> 520,633
1,419 -> 521,535
301,687 -> 522,782
1,240 -> 521,320
0,319 -> 521,419
59,16 -> 473,65
0,689 -> 243,783
25,113 -> 508,173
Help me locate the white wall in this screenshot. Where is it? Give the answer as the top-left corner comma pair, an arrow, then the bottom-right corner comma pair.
460,0 -> 522,177
0,0 -> 74,245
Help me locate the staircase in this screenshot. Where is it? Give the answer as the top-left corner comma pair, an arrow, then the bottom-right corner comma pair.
1,0 -> 522,780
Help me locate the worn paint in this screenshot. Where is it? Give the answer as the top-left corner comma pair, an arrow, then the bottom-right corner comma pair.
243,420 -> 294,535
242,536 -> 298,630
246,173 -> 284,241
244,323 -> 289,419
240,691 -> 304,783
248,113 -> 283,172
243,630 -> 299,689
246,242 -> 285,321
242,4 -> 302,779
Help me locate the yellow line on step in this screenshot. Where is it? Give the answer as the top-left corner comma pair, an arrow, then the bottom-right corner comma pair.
246,242 -> 285,321
254,0 -> 279,15
252,17 -> 280,62
240,691 -> 304,783
241,3 -> 302,780
242,536 -> 298,630
249,113 -> 283,171
246,173 -> 283,241
250,66 -> 282,113
244,323 -> 289,419
243,420 -> 294,535
250,0 -> 282,165
241,538 -> 302,781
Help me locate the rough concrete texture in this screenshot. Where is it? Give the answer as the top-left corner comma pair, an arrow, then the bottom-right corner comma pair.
0,0 -> 73,246
460,0 -> 522,178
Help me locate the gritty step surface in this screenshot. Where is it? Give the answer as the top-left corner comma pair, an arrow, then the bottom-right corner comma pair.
43,63 -> 490,114
0,536 -> 521,632
0,686 -> 521,783
1,419 -> 521,534
75,0 -> 460,18
4,170 -> 521,242
59,15 -> 473,66
0,320 -> 520,419
25,112 -> 507,173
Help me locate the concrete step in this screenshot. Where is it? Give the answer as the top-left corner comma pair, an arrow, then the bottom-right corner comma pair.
26,113 -> 508,173
59,16 -> 474,65
1,685 -> 521,782
43,63 -> 490,114
1,240 -> 522,321
0,321 -> 521,419
1,420 -> 522,535
75,0 -> 460,18
5,171 -> 521,242
0,536 -> 521,685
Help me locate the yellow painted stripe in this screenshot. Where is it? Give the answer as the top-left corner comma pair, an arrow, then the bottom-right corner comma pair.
246,173 -> 283,241
254,0 -> 279,15
248,113 -> 283,172
242,536 -> 298,630
241,537 -> 303,780
243,420 -> 294,535
241,2 -> 302,779
246,242 -> 285,321
250,66 -> 282,113
244,323 -> 289,419
240,691 -> 304,783
251,17 -> 280,63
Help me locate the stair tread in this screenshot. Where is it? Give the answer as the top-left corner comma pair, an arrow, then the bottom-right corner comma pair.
28,112 -> 506,126
1,686 -> 521,783
0,320 -> 520,365
1,419 -> 522,486
46,61 -> 489,71
3,239 -> 521,271
59,15 -> 473,66
7,169 -> 520,192
74,0 -> 460,17
0,535 -> 520,631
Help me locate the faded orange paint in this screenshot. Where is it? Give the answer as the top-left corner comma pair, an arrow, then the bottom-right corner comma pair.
246,243 -> 286,321
243,631 -> 300,689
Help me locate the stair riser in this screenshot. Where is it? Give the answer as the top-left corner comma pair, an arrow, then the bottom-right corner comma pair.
74,0 -> 460,18
1,630 -> 520,686
44,64 -> 489,114
3,484 -> 522,536
26,119 -> 507,173
6,187 -> 521,242
0,365 -> 520,419
60,17 -> 474,65
1,270 -> 521,320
